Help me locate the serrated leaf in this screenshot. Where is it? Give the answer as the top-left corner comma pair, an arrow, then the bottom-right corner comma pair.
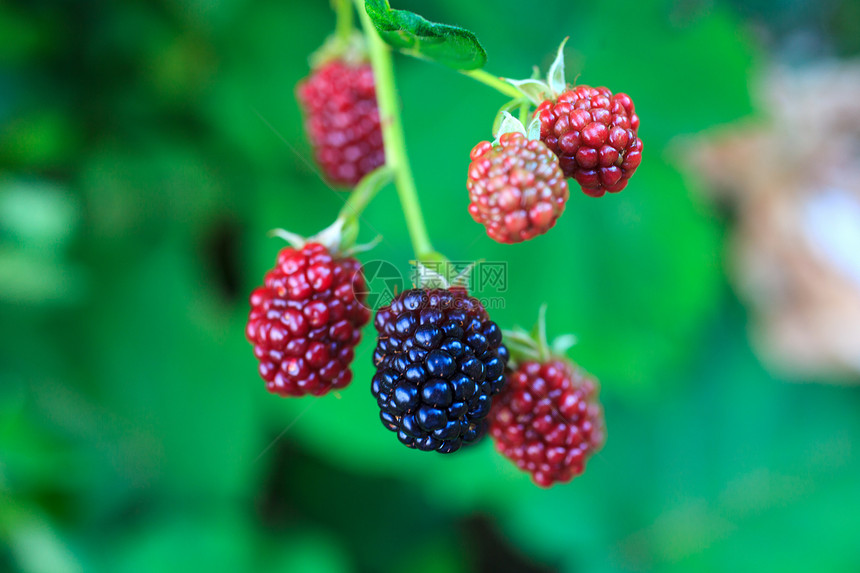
364,0 -> 486,70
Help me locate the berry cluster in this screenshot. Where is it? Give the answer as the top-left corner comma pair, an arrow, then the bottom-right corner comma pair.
297,59 -> 385,186
249,24 -> 625,488
371,288 -> 509,453
535,85 -> 642,197
467,132 -> 569,243
489,359 -> 605,487
246,243 -> 370,396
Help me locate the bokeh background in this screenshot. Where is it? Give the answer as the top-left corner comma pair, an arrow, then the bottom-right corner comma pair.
3,0 -> 860,571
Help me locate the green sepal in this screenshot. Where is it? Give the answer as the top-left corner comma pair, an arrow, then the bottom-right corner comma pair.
503,37 -> 571,103
502,304 -> 578,368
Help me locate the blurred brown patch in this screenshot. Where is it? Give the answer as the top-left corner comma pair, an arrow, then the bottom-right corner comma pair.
680,62 -> 860,382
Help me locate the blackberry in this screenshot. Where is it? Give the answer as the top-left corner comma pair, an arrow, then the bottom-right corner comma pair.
489,359 -> 605,487
371,288 -> 508,453
535,85 -> 642,197
467,132 -> 569,244
296,59 -> 385,187
246,243 -> 370,396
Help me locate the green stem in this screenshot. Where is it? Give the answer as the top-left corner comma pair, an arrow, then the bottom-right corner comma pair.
336,166 -> 391,249
535,303 -> 550,362
354,0 -> 439,263
518,99 -> 530,126
337,166 -> 392,224
333,0 -> 354,45
460,69 -> 523,99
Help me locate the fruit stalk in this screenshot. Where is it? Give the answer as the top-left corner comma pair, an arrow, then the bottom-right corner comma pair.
336,165 -> 392,236
353,0 -> 440,264
328,166 -> 390,250
460,69 -> 523,99
333,0 -> 354,46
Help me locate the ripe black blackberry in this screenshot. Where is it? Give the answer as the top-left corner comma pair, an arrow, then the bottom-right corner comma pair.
371,287 -> 508,453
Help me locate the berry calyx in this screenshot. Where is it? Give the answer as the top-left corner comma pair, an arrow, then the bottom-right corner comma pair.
467,129 -> 569,244
371,287 -> 509,453
489,358 -> 605,487
535,85 -> 642,197
246,242 -> 370,397
297,58 -> 385,187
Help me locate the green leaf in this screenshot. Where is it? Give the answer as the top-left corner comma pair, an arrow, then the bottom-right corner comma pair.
364,0 -> 486,70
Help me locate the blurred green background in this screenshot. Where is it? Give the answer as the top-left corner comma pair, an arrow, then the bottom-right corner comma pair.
2,0 -> 860,572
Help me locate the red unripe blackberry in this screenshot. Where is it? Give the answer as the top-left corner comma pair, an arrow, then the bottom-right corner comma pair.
535,85 -> 642,197
296,59 -> 385,187
246,243 -> 370,397
489,359 -> 605,487
467,132 -> 569,243
372,288 -> 509,453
